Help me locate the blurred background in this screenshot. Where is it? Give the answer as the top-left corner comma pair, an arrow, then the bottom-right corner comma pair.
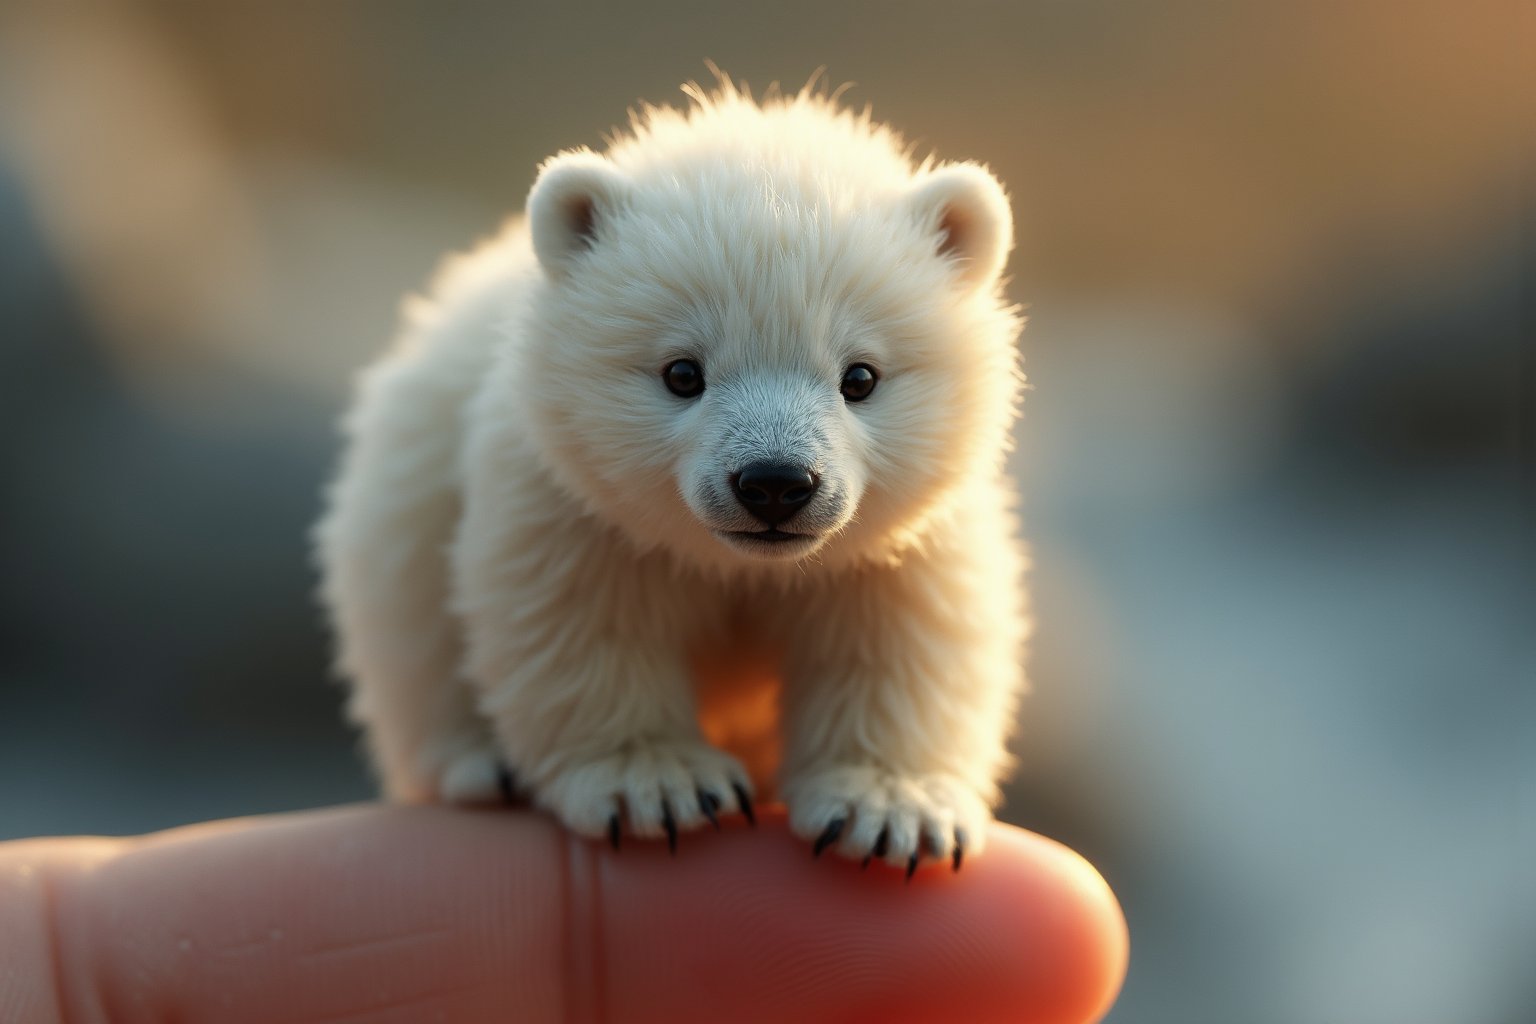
0,2 -> 1530,1021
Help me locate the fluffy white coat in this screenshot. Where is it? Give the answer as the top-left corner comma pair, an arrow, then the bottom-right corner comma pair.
316,80 -> 1030,871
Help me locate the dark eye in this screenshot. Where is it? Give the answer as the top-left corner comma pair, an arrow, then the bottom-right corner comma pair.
663,359 -> 705,398
840,363 -> 879,402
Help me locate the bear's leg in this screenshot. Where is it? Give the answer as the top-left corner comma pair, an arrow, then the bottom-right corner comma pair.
317,357 -> 504,805
776,523 -> 1028,874
451,455 -> 753,847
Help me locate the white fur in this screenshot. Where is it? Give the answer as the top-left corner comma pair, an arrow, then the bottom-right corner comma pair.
315,78 -> 1030,869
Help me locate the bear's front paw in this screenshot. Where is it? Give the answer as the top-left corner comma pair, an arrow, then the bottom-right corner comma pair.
536,738 -> 755,852
783,766 -> 991,876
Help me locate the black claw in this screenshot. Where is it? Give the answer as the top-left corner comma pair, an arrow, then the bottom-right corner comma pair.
861,854 -> 873,871
496,764 -> 518,805
905,852 -> 920,882
608,813 -> 621,851
813,818 -> 845,858
953,828 -> 967,873
662,801 -> 678,855
698,789 -> 721,831
872,827 -> 889,859
732,782 -> 756,826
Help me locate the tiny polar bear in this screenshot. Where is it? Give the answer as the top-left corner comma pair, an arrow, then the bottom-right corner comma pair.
316,74 -> 1030,876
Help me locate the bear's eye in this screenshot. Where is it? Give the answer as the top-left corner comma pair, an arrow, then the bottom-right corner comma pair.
840,363 -> 879,402
663,359 -> 705,398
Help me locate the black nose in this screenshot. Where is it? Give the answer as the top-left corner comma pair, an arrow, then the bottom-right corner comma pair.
732,463 -> 820,526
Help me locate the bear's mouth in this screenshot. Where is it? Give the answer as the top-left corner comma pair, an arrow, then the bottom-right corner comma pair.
713,527 -> 823,557
722,528 -> 813,544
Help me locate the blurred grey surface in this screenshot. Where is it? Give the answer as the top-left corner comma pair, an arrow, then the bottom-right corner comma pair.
1,3 -> 1531,1022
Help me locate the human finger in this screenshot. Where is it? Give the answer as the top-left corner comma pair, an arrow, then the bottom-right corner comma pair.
0,804 -> 1125,1023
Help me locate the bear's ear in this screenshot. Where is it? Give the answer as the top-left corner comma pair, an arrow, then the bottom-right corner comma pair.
527,151 -> 631,278
907,163 -> 1013,290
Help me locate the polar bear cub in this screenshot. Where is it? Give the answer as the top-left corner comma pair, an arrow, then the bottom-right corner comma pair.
316,79 -> 1029,873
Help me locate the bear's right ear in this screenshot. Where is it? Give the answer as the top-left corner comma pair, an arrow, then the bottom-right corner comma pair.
527,151 -> 630,278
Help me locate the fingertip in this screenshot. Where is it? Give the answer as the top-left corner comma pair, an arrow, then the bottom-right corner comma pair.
597,811 -> 1126,1024
978,826 -> 1129,1024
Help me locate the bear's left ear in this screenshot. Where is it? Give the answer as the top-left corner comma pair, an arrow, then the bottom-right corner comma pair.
907,163 -> 1013,291
527,151 -> 632,278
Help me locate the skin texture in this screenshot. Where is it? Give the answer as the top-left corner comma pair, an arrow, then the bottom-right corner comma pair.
0,805 -> 1126,1024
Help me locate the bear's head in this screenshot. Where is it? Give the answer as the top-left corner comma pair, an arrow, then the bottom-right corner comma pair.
519,88 -> 1023,575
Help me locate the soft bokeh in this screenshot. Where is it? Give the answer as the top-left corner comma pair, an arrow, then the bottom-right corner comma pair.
1,3 -> 1530,1022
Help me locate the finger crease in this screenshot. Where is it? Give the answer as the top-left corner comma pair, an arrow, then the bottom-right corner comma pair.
37,860 -> 76,1024
561,830 -> 608,1024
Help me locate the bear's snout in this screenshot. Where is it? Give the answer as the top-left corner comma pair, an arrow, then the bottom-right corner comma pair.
730,463 -> 820,526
